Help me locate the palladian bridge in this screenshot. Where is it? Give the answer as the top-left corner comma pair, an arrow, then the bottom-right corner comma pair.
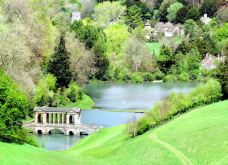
23,107 -> 102,136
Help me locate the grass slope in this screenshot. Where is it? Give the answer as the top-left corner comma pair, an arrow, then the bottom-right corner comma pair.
0,101 -> 227,165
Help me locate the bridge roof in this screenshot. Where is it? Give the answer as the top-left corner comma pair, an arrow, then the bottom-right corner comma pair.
34,107 -> 80,113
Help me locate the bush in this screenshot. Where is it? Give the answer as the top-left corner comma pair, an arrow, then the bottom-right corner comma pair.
131,72 -> 144,83
135,79 -> 222,135
163,74 -> 178,82
178,72 -> 189,81
154,70 -> 165,80
142,72 -> 155,81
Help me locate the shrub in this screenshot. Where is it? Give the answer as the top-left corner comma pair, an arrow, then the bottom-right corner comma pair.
142,72 -> 155,81
163,74 -> 178,82
178,72 -> 189,81
154,70 -> 165,80
135,79 -> 222,135
131,72 -> 144,83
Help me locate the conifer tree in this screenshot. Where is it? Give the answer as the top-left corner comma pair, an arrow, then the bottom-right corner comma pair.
47,35 -> 72,87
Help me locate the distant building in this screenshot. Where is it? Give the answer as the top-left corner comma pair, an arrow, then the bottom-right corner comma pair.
201,54 -> 225,70
200,14 -> 211,24
154,22 -> 184,38
71,11 -> 81,23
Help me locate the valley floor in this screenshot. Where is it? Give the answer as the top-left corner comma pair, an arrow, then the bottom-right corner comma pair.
0,101 -> 227,165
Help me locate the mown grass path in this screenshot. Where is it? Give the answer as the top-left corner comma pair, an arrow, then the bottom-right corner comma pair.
150,133 -> 192,165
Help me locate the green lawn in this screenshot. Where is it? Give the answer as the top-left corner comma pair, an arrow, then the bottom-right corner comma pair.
65,94 -> 95,110
0,101 -> 227,164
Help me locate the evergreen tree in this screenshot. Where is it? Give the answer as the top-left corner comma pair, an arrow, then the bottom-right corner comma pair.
47,35 -> 72,87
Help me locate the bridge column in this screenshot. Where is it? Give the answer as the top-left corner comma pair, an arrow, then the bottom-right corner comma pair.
48,113 -> 51,124
61,113 -> 64,124
74,115 -> 78,124
57,113 -> 60,124
53,113 -> 56,124
43,113 -> 47,124
66,114 -> 69,125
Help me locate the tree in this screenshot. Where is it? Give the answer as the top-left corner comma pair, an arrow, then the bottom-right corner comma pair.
184,19 -> 202,41
200,0 -> 219,17
104,24 -> 130,56
215,23 -> 228,42
71,21 -> 109,79
157,46 -> 174,74
187,5 -> 200,21
214,56 -> 228,99
124,37 -> 156,72
0,70 -> 29,143
166,2 -> 183,22
65,32 -> 97,83
126,5 -> 143,29
47,35 -> 72,87
176,5 -> 190,23
93,1 -> 126,28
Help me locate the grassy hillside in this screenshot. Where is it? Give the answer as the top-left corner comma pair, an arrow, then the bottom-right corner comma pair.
0,101 -> 227,165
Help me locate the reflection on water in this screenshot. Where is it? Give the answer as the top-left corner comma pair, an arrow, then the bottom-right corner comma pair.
35,134 -> 85,151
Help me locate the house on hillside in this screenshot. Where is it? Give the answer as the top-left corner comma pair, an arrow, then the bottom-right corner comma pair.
200,14 -> 211,24
144,21 -> 184,41
154,22 -> 184,38
201,54 -> 225,70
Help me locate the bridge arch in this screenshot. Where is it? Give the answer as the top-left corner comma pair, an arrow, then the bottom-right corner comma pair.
66,129 -> 77,136
37,130 -> 43,134
47,128 -> 65,135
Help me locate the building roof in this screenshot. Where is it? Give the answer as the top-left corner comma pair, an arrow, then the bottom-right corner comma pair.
34,107 -> 81,113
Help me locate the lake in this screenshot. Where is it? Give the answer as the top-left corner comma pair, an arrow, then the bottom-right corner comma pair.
35,82 -> 196,150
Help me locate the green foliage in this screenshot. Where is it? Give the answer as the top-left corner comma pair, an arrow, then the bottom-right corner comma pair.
142,72 -> 155,82
166,2 -> 183,22
163,74 -> 178,82
131,72 -> 144,83
107,66 -> 131,82
187,5 -> 200,21
34,74 -> 56,107
125,5 -> 143,29
154,70 -> 165,80
93,1 -> 126,27
200,0 -> 219,17
184,19 -> 202,41
66,82 -> 82,102
71,21 -> 109,79
137,79 -> 222,135
173,49 -> 201,80
178,72 -> 189,81
176,5 -> 200,23
104,24 -> 129,56
47,35 -> 72,88
0,70 -> 30,143
215,23 -> 228,42
213,56 -> 228,99
157,46 -> 174,74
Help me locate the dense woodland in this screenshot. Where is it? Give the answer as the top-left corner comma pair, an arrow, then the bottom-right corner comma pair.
0,0 -> 227,143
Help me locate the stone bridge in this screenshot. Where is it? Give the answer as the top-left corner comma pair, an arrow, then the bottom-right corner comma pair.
23,122 -> 102,135
23,107 -> 102,136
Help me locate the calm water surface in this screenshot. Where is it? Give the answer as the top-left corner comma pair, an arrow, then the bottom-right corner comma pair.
35,82 -> 196,150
